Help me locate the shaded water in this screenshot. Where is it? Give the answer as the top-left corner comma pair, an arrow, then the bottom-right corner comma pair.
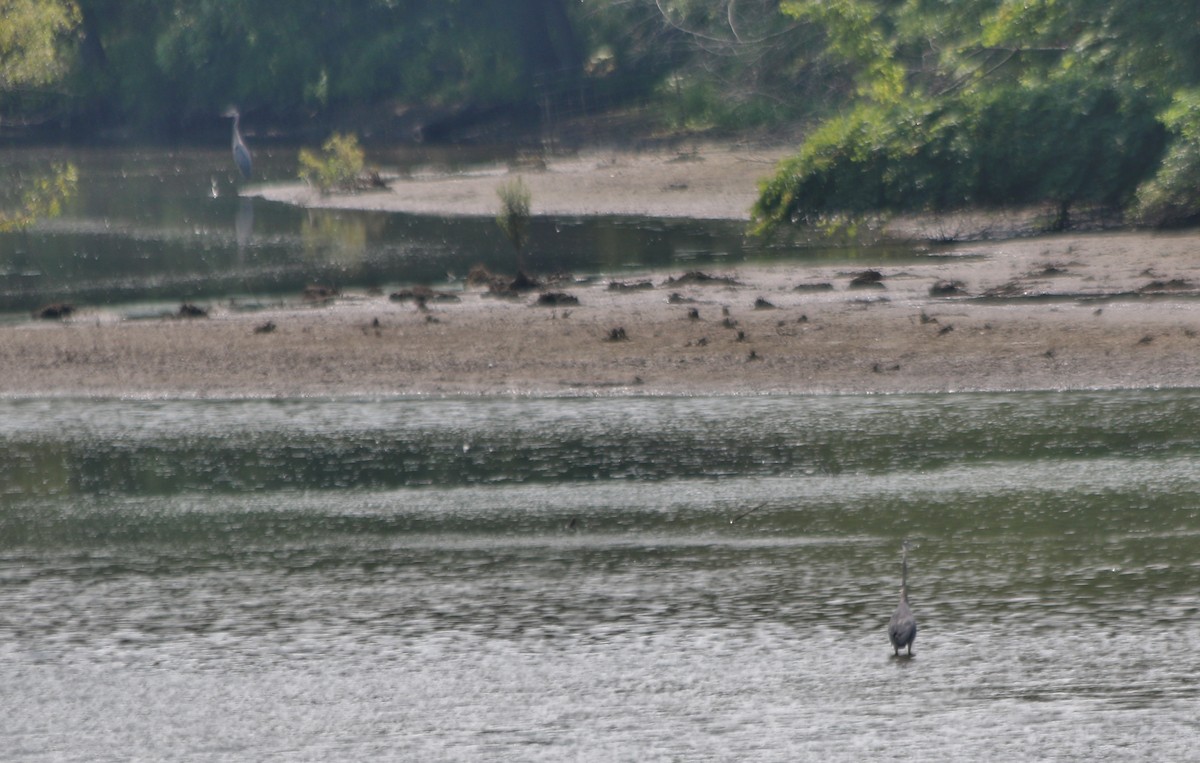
3,390 -> 1200,760
1,147 -> 924,316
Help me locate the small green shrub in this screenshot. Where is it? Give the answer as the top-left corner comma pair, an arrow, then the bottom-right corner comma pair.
495,176 -> 532,256
298,133 -> 366,193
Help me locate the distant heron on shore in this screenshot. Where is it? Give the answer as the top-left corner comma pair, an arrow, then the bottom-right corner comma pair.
887,541 -> 917,656
223,107 -> 252,180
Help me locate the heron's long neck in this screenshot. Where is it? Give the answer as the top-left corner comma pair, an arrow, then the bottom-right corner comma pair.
900,554 -> 909,602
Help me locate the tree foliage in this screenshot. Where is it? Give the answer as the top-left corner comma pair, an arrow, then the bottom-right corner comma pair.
14,0 -> 595,135
1132,89 -> 1200,228
0,0 -> 79,90
4,0 -> 1200,230
0,2 -> 80,229
4,0 -> 857,137
581,0 -> 845,130
0,162 -> 78,232
755,0 -> 1200,231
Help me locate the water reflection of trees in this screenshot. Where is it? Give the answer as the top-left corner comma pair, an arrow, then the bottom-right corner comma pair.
300,209 -> 388,271
0,163 -> 78,232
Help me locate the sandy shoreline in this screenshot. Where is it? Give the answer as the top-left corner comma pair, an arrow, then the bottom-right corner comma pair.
6,143 -> 1200,399
252,141 -> 789,220
5,231 -> 1200,399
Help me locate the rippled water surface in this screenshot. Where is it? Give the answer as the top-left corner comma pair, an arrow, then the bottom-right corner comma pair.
3,390 -> 1200,760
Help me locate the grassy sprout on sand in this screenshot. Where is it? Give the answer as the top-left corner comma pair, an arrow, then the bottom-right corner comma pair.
298,133 -> 365,193
495,176 -> 531,256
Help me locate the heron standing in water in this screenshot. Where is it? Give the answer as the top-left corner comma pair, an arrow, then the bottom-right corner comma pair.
888,541 -> 917,656
224,107 -> 252,180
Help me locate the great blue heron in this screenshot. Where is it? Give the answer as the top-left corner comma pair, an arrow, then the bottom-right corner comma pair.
224,107 -> 252,180
887,541 -> 917,656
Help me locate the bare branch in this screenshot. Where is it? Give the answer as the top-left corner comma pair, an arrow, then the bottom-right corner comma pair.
649,0 -> 803,47
728,0 -> 742,43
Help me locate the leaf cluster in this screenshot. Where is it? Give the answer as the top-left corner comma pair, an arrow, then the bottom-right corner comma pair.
5,1 -> 865,137
755,0 -> 1200,231
298,132 -> 366,194
0,162 -> 78,232
0,0 -> 79,90
756,75 -> 1165,230
1132,90 -> 1200,228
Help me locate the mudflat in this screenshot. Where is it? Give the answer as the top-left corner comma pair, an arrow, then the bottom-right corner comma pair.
5,143 -> 1200,398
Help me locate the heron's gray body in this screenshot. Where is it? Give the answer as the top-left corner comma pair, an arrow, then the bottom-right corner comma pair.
888,544 -> 917,656
226,109 -> 252,180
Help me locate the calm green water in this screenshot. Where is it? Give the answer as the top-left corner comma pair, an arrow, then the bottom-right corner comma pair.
2,390 -> 1199,760
1,147 -> 923,316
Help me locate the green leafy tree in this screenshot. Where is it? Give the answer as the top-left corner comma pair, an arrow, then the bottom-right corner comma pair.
51,0 -> 591,136
581,0 -> 845,130
0,0 -> 79,90
1132,89 -> 1200,227
780,0 -> 904,104
754,0 -> 1198,232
